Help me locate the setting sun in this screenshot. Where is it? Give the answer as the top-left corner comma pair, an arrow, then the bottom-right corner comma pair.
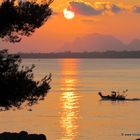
63,8 -> 75,20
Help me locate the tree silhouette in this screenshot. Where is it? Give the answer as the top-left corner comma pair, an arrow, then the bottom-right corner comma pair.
0,50 -> 52,110
0,0 -> 53,110
0,0 -> 53,43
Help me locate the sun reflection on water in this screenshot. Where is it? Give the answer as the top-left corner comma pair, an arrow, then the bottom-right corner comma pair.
59,59 -> 80,140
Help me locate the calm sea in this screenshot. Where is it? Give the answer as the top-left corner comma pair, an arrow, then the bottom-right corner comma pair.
0,59 -> 140,140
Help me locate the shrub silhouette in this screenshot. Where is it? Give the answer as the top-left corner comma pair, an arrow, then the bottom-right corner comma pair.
0,0 -> 53,43
0,49 -> 51,110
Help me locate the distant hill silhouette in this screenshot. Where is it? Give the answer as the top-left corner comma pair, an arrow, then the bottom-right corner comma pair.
61,33 -> 140,52
128,39 -> 140,50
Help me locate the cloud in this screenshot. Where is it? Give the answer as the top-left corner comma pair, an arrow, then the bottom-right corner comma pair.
109,4 -> 123,13
68,1 -> 105,16
67,1 -> 124,16
133,6 -> 140,13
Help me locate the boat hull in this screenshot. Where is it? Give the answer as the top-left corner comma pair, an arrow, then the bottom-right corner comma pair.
98,92 -> 125,101
100,96 -> 125,101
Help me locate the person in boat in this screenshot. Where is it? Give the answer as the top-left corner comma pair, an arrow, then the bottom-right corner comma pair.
111,91 -> 117,98
117,94 -> 123,98
116,92 -> 126,99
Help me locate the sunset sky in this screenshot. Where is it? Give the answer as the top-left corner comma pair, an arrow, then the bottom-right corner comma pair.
1,0 -> 140,52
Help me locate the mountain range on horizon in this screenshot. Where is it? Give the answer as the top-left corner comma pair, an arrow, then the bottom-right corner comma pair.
61,33 -> 140,52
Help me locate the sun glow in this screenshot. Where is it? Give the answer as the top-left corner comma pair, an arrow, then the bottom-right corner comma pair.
63,8 -> 75,20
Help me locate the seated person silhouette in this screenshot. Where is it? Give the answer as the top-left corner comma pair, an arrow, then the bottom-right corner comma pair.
111,91 -> 116,98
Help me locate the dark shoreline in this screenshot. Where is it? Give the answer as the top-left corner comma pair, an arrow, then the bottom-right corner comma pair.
15,50 -> 140,59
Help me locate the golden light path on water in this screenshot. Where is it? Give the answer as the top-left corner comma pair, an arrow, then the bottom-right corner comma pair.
59,59 -> 80,140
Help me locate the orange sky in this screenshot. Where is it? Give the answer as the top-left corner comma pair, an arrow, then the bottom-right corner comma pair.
0,0 -> 140,52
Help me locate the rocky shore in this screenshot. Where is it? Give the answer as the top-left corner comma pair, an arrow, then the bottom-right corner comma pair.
0,131 -> 47,140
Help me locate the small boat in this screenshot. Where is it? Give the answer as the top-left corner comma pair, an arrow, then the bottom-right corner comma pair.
98,91 -> 126,101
